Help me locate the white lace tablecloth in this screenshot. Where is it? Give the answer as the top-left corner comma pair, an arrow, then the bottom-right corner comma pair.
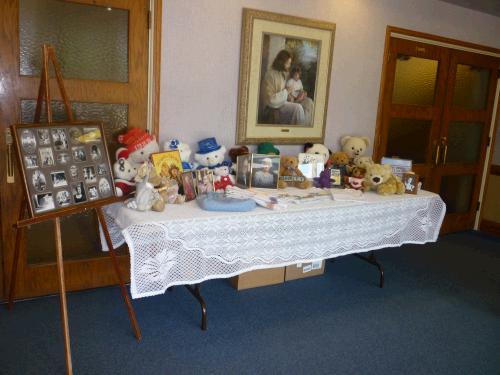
102,190 -> 445,299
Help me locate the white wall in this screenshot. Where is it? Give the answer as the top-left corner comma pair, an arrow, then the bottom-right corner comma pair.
159,0 -> 500,158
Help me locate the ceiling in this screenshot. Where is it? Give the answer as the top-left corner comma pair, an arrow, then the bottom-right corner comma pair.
439,0 -> 500,18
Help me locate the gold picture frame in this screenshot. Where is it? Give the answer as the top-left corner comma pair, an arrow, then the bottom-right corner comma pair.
236,8 -> 335,145
151,150 -> 183,181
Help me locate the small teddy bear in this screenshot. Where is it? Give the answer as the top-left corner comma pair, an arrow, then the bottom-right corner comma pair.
344,166 -> 365,190
278,156 -> 311,189
363,163 -> 405,195
194,137 -> 227,169
341,136 -> 370,160
213,162 -> 235,191
314,168 -> 331,188
116,128 -> 160,169
327,151 -> 350,168
304,143 -> 331,166
113,157 -> 138,197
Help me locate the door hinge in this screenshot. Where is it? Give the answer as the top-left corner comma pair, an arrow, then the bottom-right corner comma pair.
476,201 -> 481,212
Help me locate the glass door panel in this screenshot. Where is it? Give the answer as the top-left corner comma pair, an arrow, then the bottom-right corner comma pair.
20,0 -> 129,82
446,121 -> 484,163
452,64 -> 491,109
386,118 -> 432,163
392,55 -> 439,106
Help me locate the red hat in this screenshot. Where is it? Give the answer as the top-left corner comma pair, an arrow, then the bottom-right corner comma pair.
117,128 -> 155,157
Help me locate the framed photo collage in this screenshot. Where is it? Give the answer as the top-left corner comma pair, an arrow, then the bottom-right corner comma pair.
13,123 -> 115,217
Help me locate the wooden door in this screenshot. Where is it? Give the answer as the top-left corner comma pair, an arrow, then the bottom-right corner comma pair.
375,33 -> 500,234
0,0 -> 151,299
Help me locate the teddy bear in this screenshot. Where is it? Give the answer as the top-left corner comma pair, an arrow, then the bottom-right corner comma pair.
353,155 -> 374,170
278,156 -> 311,189
113,157 -> 138,197
341,136 -> 370,160
363,163 -> 405,195
213,162 -> 235,191
125,162 -> 165,211
344,166 -> 365,190
194,137 -> 227,169
314,168 -> 331,188
327,151 -> 350,168
163,138 -> 194,170
304,143 -> 331,166
116,128 -> 160,169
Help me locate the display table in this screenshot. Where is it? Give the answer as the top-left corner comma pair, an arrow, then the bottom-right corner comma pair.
102,190 -> 445,300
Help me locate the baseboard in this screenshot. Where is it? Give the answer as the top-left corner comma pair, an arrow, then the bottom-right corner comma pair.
479,220 -> 500,237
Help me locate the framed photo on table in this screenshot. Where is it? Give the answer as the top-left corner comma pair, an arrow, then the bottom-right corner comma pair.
236,8 -> 335,144
151,150 -> 183,181
250,154 -> 280,189
12,122 -> 115,218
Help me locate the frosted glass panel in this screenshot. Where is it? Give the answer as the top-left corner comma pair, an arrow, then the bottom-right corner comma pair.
386,118 -> 432,163
452,64 -> 490,109
439,175 -> 475,214
393,55 -> 438,106
20,0 -> 128,82
446,122 -> 483,163
20,100 -> 128,158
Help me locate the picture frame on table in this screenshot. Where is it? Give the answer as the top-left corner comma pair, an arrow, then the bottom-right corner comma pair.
250,154 -> 280,189
181,171 -> 197,201
151,150 -> 184,182
195,169 -> 215,195
236,8 -> 336,145
236,154 -> 252,188
298,152 -> 324,179
402,172 -> 419,194
12,122 -> 115,217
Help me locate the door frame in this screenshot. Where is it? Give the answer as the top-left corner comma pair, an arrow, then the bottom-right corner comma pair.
373,26 -> 500,233
0,0 -> 163,300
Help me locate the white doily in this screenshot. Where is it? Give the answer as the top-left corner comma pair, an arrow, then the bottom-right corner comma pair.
102,190 -> 445,299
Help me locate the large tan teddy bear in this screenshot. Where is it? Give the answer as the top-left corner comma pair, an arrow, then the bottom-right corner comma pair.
278,156 -> 312,189
363,163 -> 405,195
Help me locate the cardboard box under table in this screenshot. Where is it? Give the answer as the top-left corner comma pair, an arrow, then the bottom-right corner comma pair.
285,260 -> 325,281
230,267 -> 285,290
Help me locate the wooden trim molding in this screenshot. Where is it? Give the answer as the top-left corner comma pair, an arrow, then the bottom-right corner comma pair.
491,164 -> 500,175
480,219 -> 500,237
151,0 -> 162,139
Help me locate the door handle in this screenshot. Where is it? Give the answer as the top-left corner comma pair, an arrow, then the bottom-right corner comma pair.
441,137 -> 448,165
434,142 -> 441,166
5,128 -> 14,183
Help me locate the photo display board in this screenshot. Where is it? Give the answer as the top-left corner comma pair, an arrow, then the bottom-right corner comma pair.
12,122 -> 116,218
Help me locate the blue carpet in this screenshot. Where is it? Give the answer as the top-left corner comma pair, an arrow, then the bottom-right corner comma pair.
1,231 -> 499,374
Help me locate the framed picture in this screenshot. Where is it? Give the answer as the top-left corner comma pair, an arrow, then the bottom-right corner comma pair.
12,122 -> 116,218
195,169 -> 215,195
181,171 -> 197,201
298,152 -> 324,179
329,168 -> 343,187
403,172 -> 419,194
250,154 -> 280,189
151,150 -> 183,183
236,8 -> 335,144
236,154 -> 252,188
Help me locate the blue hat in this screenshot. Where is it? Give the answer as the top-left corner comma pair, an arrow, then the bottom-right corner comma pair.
168,139 -> 180,150
197,137 -> 221,154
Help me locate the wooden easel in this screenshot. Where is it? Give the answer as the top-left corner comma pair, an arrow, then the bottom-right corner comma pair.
6,44 -> 141,375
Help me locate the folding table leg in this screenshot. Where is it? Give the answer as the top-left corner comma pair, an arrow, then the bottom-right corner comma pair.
185,284 -> 207,331
354,251 -> 384,288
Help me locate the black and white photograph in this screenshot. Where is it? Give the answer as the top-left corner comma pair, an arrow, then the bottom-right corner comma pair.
68,127 -> 82,144
69,165 -> 79,179
236,154 -> 252,188
88,186 -> 99,200
72,146 -> 87,162
24,154 -> 38,169
97,164 -> 107,175
37,129 -> 51,145
33,192 -> 55,212
50,171 -> 68,188
90,145 -> 102,161
98,177 -> 111,196
39,147 -> 55,166
55,190 -> 71,206
72,182 -> 87,203
83,166 -> 97,183
51,128 -> 69,151
250,154 -> 280,189
21,129 -> 37,152
31,170 -> 47,191
57,152 -> 70,164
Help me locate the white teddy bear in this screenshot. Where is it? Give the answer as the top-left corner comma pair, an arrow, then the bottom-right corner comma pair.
163,139 -> 194,170
113,157 -> 137,197
194,137 -> 227,169
341,136 -> 370,160
304,143 -> 330,166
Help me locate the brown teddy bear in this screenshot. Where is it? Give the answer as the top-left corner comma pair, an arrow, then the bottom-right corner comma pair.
327,151 -> 350,168
278,156 -> 311,189
363,163 -> 405,195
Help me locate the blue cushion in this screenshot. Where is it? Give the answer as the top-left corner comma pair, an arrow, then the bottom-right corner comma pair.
197,192 -> 256,212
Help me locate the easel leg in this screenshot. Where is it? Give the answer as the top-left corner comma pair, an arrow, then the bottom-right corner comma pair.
54,217 -> 73,375
7,200 -> 27,310
185,284 -> 207,331
95,207 -> 142,341
354,251 -> 384,288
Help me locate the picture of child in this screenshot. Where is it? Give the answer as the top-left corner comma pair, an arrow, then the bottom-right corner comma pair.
196,170 -> 214,195
285,66 -> 314,125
